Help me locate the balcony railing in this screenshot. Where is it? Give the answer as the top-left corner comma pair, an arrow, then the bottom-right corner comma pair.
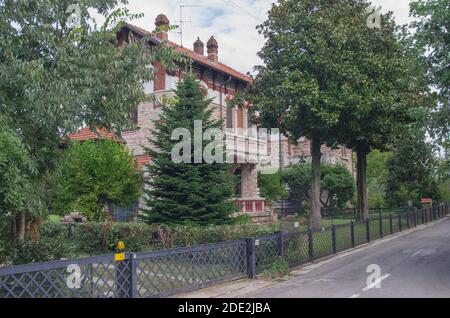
235,199 -> 265,213
225,133 -> 269,164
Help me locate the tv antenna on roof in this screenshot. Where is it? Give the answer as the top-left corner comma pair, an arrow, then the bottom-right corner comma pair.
176,4 -> 202,47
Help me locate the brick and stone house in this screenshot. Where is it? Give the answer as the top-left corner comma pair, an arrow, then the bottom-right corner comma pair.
70,14 -> 272,222
70,13 -> 355,222
275,136 -> 355,175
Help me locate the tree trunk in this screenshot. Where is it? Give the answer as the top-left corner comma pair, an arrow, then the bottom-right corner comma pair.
17,212 -> 26,243
356,146 -> 369,220
309,137 -> 322,230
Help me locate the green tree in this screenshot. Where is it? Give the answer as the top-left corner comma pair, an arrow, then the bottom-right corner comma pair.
282,162 -> 355,210
411,0 -> 450,155
0,0 -> 182,238
330,8 -> 428,220
366,150 -> 392,208
0,117 -> 41,242
385,130 -> 441,206
258,171 -> 288,203
245,0 -> 373,229
142,75 -> 237,226
53,139 -> 142,221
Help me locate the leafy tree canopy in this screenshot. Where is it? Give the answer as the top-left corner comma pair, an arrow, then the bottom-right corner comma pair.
282,162 -> 355,210
366,150 -> 393,208
385,130 -> 442,207
0,0 -> 183,186
52,139 -> 142,221
411,0 -> 450,153
258,171 -> 288,203
0,0 -> 182,238
0,117 -> 41,219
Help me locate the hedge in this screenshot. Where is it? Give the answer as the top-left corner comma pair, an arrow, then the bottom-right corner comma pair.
1,221 -> 282,265
72,221 -> 281,255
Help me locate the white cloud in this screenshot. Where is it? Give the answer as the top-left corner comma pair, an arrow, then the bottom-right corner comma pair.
120,0 -> 413,75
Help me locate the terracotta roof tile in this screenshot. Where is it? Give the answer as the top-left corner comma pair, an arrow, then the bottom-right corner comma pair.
124,23 -> 252,83
68,127 -> 120,142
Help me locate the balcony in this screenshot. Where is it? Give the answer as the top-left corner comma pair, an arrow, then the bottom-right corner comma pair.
225,132 -> 269,165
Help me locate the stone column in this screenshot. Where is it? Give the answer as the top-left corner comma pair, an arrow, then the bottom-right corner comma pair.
241,163 -> 260,199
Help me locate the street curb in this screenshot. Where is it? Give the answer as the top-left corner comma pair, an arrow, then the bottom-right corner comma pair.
171,216 -> 449,298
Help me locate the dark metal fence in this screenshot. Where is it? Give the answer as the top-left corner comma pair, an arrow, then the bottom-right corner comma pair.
1,202 -> 448,298
0,254 -> 132,298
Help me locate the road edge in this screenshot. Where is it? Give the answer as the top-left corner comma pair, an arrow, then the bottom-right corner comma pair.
171,216 -> 449,298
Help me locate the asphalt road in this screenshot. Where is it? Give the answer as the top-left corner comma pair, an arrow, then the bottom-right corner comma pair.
245,218 -> 450,298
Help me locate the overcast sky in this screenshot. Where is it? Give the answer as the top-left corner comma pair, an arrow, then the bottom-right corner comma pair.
119,0 -> 415,75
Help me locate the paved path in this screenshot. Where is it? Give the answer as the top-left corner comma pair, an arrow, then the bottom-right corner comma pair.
244,218 -> 450,298
174,217 -> 450,298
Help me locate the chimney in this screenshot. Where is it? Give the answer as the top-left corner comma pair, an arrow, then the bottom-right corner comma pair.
193,37 -> 204,55
207,36 -> 218,63
155,14 -> 169,41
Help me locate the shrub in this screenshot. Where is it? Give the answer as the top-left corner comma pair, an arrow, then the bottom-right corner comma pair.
72,222 -> 113,254
261,257 -> 290,279
52,139 -> 142,222
7,222 -> 75,265
5,220 -> 283,263
258,171 -> 288,203
111,222 -> 156,252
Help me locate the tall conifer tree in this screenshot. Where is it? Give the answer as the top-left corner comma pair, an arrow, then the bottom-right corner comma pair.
142,75 -> 237,225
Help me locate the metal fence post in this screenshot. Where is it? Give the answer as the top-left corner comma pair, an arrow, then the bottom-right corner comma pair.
115,244 -> 130,298
278,231 -> 285,258
332,225 -> 337,254
389,214 -> 393,235
245,238 -> 256,279
399,214 -> 402,232
379,214 -> 383,238
350,221 -> 355,248
130,253 -> 138,298
407,212 -> 410,229
308,228 -> 314,262
366,219 -> 370,243
422,209 -> 425,224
